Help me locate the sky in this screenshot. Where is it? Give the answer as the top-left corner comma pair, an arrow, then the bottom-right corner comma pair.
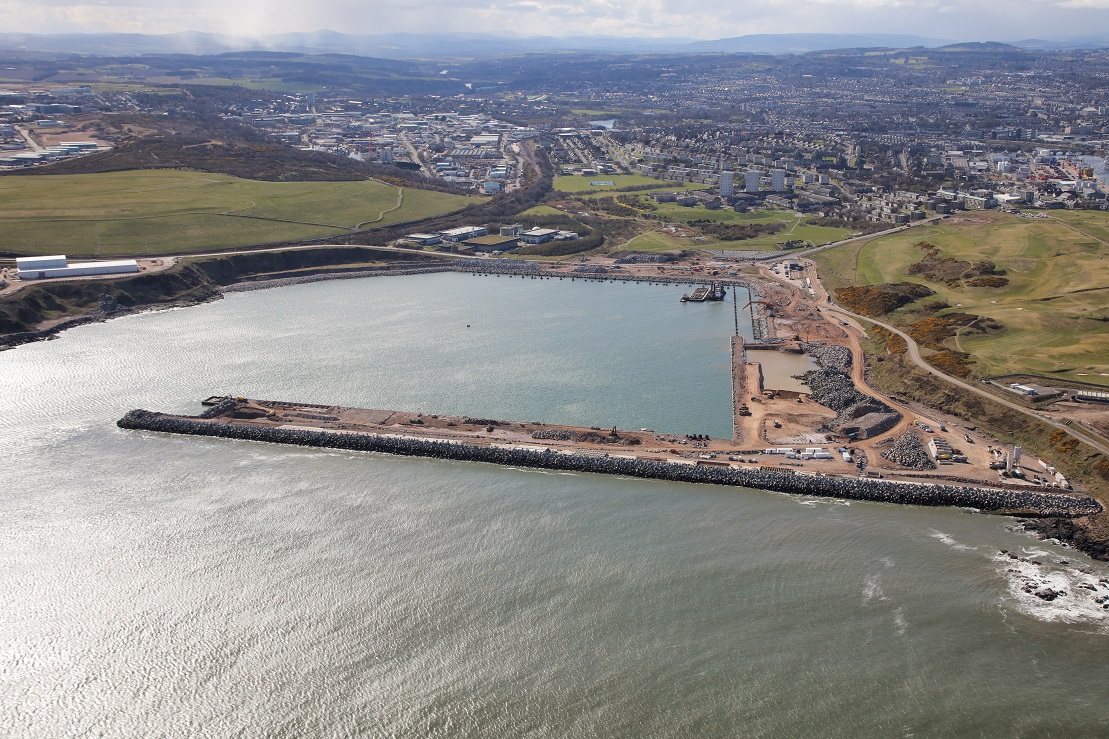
1,0 -> 1109,42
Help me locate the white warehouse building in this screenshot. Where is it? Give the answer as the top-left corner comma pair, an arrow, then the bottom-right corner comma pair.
16,254 -> 140,280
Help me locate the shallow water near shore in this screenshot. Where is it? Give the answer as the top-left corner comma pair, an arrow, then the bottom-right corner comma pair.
2,272 -> 1109,737
747,348 -> 817,393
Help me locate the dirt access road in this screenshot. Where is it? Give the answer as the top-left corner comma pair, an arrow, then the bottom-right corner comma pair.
799,259 -> 1109,458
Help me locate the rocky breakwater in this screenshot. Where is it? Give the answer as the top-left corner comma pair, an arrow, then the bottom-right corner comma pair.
117,407 -> 1101,518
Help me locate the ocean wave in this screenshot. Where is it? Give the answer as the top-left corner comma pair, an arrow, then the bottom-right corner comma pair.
995,551 -> 1109,627
929,529 -> 979,553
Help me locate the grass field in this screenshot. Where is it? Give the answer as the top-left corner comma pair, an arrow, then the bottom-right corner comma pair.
553,174 -> 710,193
618,206 -> 850,252
813,211 -> 1109,385
0,170 -> 475,256
618,231 -> 697,252
518,205 -> 567,216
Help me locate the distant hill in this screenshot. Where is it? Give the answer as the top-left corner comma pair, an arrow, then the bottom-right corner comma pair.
1013,37 -> 1109,50
936,41 -> 1023,52
0,30 -> 693,58
0,30 -> 1105,59
0,30 -> 1046,59
681,33 -> 953,54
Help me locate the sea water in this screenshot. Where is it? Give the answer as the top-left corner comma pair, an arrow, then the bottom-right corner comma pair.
2,272 -> 1108,738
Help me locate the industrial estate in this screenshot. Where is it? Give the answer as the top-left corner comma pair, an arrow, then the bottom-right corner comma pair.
1,34 -> 1108,559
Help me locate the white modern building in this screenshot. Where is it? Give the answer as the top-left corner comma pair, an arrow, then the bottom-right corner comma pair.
439,226 -> 488,242
772,169 -> 787,192
719,170 -> 734,197
520,227 -> 559,244
745,170 -> 761,193
16,254 -> 139,280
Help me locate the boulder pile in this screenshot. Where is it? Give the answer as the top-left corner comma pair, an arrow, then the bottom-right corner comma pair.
532,428 -> 575,441
802,368 -> 901,439
807,344 -> 853,371
881,429 -> 937,470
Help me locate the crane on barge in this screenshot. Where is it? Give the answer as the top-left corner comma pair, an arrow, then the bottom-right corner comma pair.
680,281 -> 727,302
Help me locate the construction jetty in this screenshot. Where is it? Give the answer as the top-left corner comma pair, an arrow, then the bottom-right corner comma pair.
118,398 -> 1100,518
731,336 -> 764,442
681,282 -> 727,302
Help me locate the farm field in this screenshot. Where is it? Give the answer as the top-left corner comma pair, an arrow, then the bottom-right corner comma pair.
617,208 -> 850,252
518,205 -> 566,216
0,170 -> 475,257
813,211 -> 1109,385
553,174 -> 710,193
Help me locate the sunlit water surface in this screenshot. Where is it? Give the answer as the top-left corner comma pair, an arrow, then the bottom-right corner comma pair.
2,273 -> 1108,737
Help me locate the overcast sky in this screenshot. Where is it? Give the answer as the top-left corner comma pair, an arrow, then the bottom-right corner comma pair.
2,0 -> 1108,41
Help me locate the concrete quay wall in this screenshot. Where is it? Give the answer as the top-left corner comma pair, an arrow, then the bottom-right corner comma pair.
220,260 -> 765,297
118,409 -> 1101,518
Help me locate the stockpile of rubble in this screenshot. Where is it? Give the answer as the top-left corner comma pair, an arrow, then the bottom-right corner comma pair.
802,367 -> 901,439
806,343 -> 852,371
881,429 -> 937,470
532,428 -> 575,441
614,253 -> 675,264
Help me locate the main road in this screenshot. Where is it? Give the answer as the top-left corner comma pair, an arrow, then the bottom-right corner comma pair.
396,130 -> 433,177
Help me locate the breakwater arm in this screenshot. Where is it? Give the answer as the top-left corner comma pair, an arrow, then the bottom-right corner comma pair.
118,408 -> 1101,518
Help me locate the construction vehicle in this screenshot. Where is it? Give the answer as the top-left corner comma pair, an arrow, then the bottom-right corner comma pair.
742,299 -> 778,315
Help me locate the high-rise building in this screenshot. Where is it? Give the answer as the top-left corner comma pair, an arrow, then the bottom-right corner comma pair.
745,170 -> 761,193
772,169 -> 786,192
719,170 -> 734,197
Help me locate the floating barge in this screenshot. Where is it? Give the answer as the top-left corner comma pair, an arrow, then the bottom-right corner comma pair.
681,282 -> 727,302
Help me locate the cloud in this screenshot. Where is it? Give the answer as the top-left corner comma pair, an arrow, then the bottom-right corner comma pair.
0,0 -> 1104,41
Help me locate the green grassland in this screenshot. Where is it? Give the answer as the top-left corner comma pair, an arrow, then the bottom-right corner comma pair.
813,211 -> 1109,385
0,170 -> 474,256
553,174 -> 710,193
619,203 -> 851,251
144,76 -> 319,93
518,205 -> 567,216
619,231 -> 696,252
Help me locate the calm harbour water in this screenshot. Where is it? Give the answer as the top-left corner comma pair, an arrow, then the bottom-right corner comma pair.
2,272 -> 1108,738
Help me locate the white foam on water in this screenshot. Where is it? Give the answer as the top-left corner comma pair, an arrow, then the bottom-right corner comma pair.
995,551 -> 1109,627
928,529 -> 979,553
863,573 -> 887,603
893,606 -> 908,636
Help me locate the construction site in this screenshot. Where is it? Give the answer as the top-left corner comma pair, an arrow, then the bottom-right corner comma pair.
111,247 -> 1086,504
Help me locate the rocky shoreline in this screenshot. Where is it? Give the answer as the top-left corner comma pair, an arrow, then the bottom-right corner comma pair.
3,257 -> 770,349
118,408 -> 1101,518
0,296 -> 213,351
